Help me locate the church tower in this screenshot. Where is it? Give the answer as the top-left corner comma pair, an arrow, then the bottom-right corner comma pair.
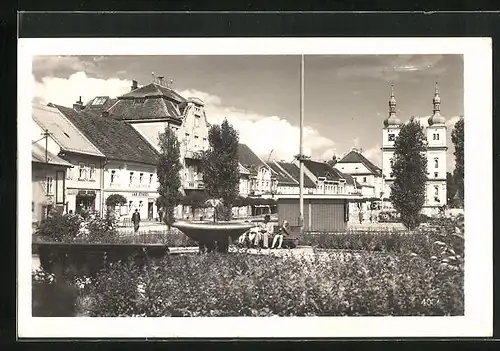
381,84 -> 401,201
425,82 -> 448,211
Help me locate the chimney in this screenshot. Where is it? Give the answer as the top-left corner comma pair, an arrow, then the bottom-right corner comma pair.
157,76 -> 164,86
73,96 -> 83,111
131,80 -> 138,91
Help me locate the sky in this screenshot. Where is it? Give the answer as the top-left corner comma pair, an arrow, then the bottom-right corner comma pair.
32,54 -> 464,172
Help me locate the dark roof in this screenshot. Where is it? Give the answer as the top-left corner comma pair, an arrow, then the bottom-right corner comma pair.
336,171 -> 357,186
276,162 -> 316,188
106,83 -> 186,122
120,83 -> 187,103
303,160 -> 345,182
83,96 -> 118,116
268,162 -> 297,186
238,144 -> 268,171
338,150 -> 382,175
54,105 -> 160,165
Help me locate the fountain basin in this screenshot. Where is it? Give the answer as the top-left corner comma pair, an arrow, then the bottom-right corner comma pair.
172,220 -> 254,244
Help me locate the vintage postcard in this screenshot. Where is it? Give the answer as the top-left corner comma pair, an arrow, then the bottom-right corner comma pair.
18,37 -> 492,338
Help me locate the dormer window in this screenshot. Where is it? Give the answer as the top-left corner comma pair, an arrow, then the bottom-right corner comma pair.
91,97 -> 107,106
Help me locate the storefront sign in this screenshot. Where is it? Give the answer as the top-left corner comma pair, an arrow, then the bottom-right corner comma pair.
77,190 -> 96,196
67,189 -> 79,196
132,192 -> 149,197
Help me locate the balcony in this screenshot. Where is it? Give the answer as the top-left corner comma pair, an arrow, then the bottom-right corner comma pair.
184,180 -> 205,190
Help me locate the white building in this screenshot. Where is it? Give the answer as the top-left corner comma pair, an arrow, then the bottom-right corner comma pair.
32,103 -> 106,215
335,149 -> 383,200
381,83 -> 448,216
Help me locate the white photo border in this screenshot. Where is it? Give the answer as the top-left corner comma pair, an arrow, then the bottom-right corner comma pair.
18,37 -> 492,338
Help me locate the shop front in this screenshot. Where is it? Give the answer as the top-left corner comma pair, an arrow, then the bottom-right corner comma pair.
66,188 -> 101,215
103,190 -> 158,222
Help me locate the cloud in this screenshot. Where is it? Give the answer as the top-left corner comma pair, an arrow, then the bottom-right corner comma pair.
32,56 -> 108,80
335,54 -> 447,82
446,115 -> 463,127
352,137 -> 360,148
178,89 -> 336,162
362,144 -> 382,168
33,71 -> 131,107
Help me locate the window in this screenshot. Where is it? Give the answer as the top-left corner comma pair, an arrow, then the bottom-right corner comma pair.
32,201 -> 34,213
388,133 -> 395,141
184,133 -> 190,143
111,170 -> 116,184
434,186 -> 439,197
194,135 -> 199,148
139,173 -> 144,184
46,176 -> 53,195
195,116 -> 200,127
89,164 -> 96,180
149,174 -> 153,184
66,167 -> 73,180
129,201 -> 133,210
434,172 -> 438,178
134,98 -> 145,104
363,176 -> 367,183
91,97 -> 107,105
434,158 -> 439,168
433,133 -> 440,140
78,163 -> 86,180
129,172 -> 134,185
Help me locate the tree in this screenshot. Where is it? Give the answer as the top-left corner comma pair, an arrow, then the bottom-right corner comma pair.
389,119 -> 428,230
200,118 -> 240,221
105,194 -> 127,209
446,172 -> 459,206
326,154 -> 338,168
182,191 -> 208,219
451,117 -> 464,207
156,127 -> 183,229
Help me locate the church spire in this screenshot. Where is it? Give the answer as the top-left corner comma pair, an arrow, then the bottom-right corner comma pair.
428,81 -> 446,126
384,83 -> 401,127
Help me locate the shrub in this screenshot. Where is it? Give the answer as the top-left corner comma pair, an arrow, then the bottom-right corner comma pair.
105,194 -> 127,208
32,267 -> 77,317
35,212 -> 84,242
81,251 -> 463,317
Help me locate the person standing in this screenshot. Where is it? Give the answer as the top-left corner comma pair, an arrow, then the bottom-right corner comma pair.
132,209 -> 141,234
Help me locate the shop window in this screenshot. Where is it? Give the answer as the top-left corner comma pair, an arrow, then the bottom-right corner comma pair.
89,164 -> 96,181
78,162 -> 86,180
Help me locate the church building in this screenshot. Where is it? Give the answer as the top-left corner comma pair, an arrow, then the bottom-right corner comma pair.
381,83 -> 448,216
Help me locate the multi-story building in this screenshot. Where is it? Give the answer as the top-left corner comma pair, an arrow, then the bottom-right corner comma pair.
104,79 -> 210,196
238,143 -> 277,197
32,103 -> 106,215
53,104 -> 160,221
381,83 -> 448,215
334,149 -> 383,199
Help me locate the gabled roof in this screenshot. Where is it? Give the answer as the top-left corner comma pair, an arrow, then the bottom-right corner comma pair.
268,162 -> 297,186
338,150 -> 382,176
276,162 -> 316,188
32,103 -> 105,158
32,143 -> 72,167
82,96 -> 118,116
302,159 -> 345,182
54,105 -> 160,165
238,144 -> 268,171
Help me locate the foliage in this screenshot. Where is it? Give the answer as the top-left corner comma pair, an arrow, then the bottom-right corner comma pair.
451,118 -> 464,207
181,191 -> 208,218
389,119 -> 428,229
157,127 -> 183,228
81,247 -> 463,317
105,194 -> 127,208
32,267 -> 77,317
35,212 -> 85,242
200,119 -> 240,220
446,172 -> 459,207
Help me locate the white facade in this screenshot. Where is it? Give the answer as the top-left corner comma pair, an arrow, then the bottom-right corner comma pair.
250,166 -> 276,196
381,84 -> 448,215
103,160 -> 159,221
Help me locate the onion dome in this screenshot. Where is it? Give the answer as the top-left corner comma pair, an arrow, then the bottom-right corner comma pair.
428,82 -> 446,126
383,84 -> 401,127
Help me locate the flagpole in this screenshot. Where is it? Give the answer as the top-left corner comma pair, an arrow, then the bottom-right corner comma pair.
299,55 -> 304,232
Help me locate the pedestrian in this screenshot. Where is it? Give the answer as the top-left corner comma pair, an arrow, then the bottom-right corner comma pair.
271,220 -> 290,249
132,209 -> 141,234
261,214 -> 273,248
358,209 -> 364,224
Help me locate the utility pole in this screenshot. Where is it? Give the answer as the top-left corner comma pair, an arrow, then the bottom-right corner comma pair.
299,54 -> 305,232
43,129 -> 52,218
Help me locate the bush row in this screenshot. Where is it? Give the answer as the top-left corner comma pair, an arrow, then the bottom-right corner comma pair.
72,250 -> 463,317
